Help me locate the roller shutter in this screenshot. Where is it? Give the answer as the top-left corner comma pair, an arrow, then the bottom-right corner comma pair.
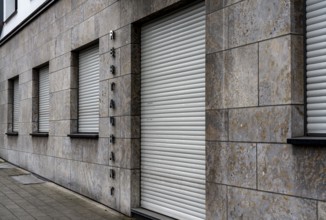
78,45 -> 100,133
141,2 -> 206,220
306,0 -> 326,134
13,78 -> 19,132
39,66 -> 50,132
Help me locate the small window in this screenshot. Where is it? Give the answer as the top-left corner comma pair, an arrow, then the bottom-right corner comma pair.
306,0 -> 326,135
12,77 -> 20,132
38,66 -> 50,133
4,0 -> 17,21
78,44 -> 100,133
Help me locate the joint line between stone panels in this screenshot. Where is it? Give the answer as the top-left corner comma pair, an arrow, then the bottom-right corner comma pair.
207,181 -> 321,202
211,103 -> 302,111
206,140 -> 292,145
226,185 -> 229,220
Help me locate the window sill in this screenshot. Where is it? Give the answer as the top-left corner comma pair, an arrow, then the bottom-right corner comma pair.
5,132 -> 18,136
287,137 -> 326,146
30,133 -> 49,137
67,133 -> 99,139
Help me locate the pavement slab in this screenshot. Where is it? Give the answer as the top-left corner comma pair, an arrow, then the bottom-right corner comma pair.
0,159 -> 134,220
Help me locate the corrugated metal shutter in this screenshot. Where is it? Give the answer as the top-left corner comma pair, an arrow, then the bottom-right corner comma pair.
39,66 -> 50,132
141,2 -> 206,220
78,45 -> 100,133
306,0 -> 326,134
13,78 -> 19,132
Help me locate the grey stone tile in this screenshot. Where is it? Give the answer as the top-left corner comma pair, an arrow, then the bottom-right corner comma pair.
82,138 -> 109,165
206,182 -> 227,220
120,44 -> 140,76
229,105 -> 303,143
206,110 -> 228,141
207,8 -> 228,53
228,187 -> 317,219
54,158 -> 71,188
258,144 -> 326,200
83,0 -> 116,20
111,138 -> 140,169
119,169 -> 139,215
206,44 -> 258,109
96,2 -> 120,38
71,17 -> 98,50
120,116 -> 140,139
207,141 -> 256,188
319,202 -> 326,220
229,0 -> 291,47
259,35 -> 304,105
100,50 -> 120,81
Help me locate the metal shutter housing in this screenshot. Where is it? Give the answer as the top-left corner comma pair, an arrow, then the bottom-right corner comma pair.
39,66 -> 50,132
306,0 -> 326,134
78,45 -> 100,133
13,78 -> 19,132
140,2 -> 206,220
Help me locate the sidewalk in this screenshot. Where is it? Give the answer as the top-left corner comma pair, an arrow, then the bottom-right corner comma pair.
0,159 -> 134,220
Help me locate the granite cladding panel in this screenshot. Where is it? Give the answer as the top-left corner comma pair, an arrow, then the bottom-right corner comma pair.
228,187 -> 317,219
207,141 -> 256,188
229,0 -> 291,48
206,183 -> 227,220
229,106 -> 303,143
258,144 -> 326,200
320,202 -> 326,220
206,43 -> 258,109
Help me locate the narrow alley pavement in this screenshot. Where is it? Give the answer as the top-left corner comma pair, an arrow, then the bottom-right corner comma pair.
0,159 -> 134,220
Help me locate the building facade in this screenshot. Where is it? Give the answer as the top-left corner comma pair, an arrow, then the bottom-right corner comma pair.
0,0 -> 325,219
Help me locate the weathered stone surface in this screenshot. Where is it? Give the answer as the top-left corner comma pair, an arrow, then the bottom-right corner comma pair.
119,169 -> 140,215
291,35 -> 305,104
259,35 -> 304,105
206,110 -> 228,141
82,138 -> 109,165
83,0 -> 115,20
206,44 -> 258,109
319,202 -> 326,220
71,17 -> 98,50
120,116 -> 140,139
207,183 -> 227,220
53,137 -> 83,161
258,144 -> 326,200
228,187 -> 317,219
100,50 -> 120,81
120,0 -> 179,27
49,120 -> 71,137
55,157 -> 71,188
50,90 -> 76,120
291,0 -> 305,34
70,161 -> 120,211
55,30 -> 71,57
96,2 -> 120,37
207,142 -> 256,188
99,80 -> 109,118
111,138 -> 140,169
120,44 -> 140,76
229,0 -> 291,48
32,137 -> 52,156
207,8 -> 228,53
229,106 -> 304,143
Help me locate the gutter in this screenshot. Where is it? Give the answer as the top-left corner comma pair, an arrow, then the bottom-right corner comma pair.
0,0 -> 58,47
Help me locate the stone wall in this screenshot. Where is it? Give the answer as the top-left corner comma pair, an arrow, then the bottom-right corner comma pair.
206,0 -> 326,219
0,0 -> 325,219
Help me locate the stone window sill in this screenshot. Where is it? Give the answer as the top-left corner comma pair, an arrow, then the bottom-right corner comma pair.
5,132 -> 18,136
30,133 -> 49,137
67,133 -> 99,139
287,137 -> 326,145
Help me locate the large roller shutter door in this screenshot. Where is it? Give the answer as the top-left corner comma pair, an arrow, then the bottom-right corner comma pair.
13,78 -> 20,132
306,0 -> 326,134
141,2 -> 206,220
39,66 -> 50,132
78,45 -> 100,133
